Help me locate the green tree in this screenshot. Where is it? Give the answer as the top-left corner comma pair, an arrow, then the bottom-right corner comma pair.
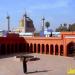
45,21 -> 50,29
68,23 -> 75,31
55,23 -> 68,32
63,23 -> 67,27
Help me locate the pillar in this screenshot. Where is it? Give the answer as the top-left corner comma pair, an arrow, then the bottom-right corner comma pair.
32,44 -> 34,53
63,45 -> 67,56
36,44 -> 38,53
44,44 -> 46,54
28,43 -> 30,53
53,45 -> 55,55
49,45 -> 51,55
58,45 -> 60,56
40,44 -> 42,54
50,45 -> 52,55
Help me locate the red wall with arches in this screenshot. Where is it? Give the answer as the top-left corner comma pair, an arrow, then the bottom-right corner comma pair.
0,32 -> 75,56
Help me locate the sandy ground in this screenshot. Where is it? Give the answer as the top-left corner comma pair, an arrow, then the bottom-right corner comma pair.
0,53 -> 75,75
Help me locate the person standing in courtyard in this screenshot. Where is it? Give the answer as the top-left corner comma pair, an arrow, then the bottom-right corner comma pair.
23,57 -> 27,73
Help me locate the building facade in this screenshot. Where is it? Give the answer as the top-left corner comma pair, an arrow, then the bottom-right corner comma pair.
0,32 -> 75,57
15,14 -> 35,33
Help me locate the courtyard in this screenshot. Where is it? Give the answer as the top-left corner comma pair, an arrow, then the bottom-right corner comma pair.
0,53 -> 75,75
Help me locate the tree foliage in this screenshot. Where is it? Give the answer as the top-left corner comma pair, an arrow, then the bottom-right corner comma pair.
45,21 -> 50,29
55,23 -> 67,32
55,23 -> 75,32
68,23 -> 75,31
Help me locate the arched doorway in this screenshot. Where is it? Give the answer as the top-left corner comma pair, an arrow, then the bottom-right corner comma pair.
46,44 -> 49,54
27,43 -> 29,53
55,45 -> 58,55
42,44 -> 44,54
0,44 -> 6,55
38,44 -> 40,53
60,45 -> 63,56
34,44 -> 36,53
50,45 -> 54,55
67,42 -> 75,56
30,43 -> 33,53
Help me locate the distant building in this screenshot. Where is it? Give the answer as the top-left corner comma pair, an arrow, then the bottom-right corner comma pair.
15,13 -> 35,33
40,28 -> 54,37
0,30 -> 8,37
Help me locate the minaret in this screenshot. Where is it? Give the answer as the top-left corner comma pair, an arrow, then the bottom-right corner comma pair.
23,12 -> 27,33
42,16 -> 45,32
6,15 -> 10,32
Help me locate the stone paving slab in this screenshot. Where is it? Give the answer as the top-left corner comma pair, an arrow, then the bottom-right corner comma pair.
0,53 -> 75,75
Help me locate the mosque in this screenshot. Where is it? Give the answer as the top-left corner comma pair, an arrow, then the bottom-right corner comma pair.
0,13 -> 75,57
15,13 -> 35,33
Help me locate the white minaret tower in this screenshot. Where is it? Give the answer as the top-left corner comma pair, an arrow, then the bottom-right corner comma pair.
42,16 -> 45,32
6,15 -> 10,32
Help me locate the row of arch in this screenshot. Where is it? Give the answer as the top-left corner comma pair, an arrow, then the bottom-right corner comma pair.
0,43 -> 64,56
30,44 -> 64,56
67,42 -> 75,56
0,43 -> 26,55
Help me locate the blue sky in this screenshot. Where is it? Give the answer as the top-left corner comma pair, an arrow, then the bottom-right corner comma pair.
0,0 -> 75,31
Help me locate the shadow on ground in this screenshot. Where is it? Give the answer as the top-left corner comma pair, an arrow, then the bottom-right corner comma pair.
26,70 -> 52,74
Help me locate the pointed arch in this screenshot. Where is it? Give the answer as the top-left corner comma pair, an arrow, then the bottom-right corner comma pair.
55,44 -> 58,55
46,44 -> 49,54
50,44 -> 54,55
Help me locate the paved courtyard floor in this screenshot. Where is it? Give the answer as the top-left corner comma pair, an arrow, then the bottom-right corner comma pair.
0,53 -> 75,75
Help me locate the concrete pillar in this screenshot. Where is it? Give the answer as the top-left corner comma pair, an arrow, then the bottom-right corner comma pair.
33,44 -> 36,53
50,45 -> 52,55
36,44 -> 38,53
44,45 -> 46,54
40,44 -> 42,54
29,43 -> 30,53
32,44 -> 34,53
53,45 -> 55,55
49,45 -> 51,55
41,44 -> 43,54
58,45 -> 60,55
63,45 -> 67,56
